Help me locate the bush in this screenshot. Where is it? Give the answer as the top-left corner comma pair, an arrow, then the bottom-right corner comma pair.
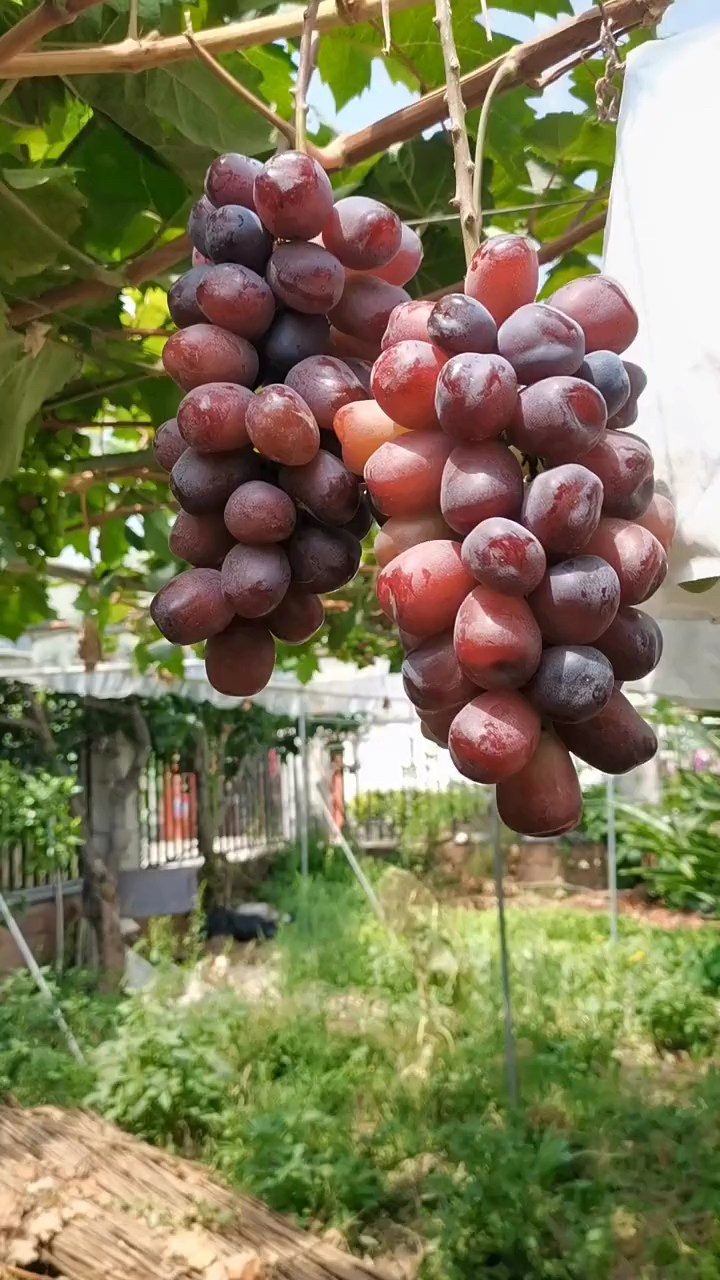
639,979 -> 718,1055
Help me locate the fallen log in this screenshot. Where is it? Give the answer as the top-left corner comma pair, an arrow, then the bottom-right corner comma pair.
0,1106 -> 393,1280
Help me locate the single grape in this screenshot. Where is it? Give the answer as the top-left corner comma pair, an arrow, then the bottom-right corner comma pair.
464,234 -> 539,326
364,434 -> 452,518
624,361 -> 647,402
342,495 -> 374,540
246,385 -> 320,466
584,518 -> 667,605
524,644 -> 614,722
381,300 -> 434,348
266,585 -> 325,644
162,324 -> 258,393
177,383 -> 253,453
333,399 -> 403,475
550,273 -> 639,354
507,377 -> 607,464
169,511 -> 235,568
168,265 -> 212,328
279,449 -> 360,526
581,430 -> 654,520
454,586 -> 542,688
461,518 -> 546,596
154,418 -> 186,472
328,327 -> 381,363
419,704 -> 463,748
577,349 -> 631,417
187,196 -> 213,257
497,304 -> 585,384
329,276 -> 410,344
286,522 -> 361,592
224,480 -> 296,543
594,606 -> 663,681
342,357 -> 373,393
635,492 -> 676,551
528,554 -> 621,644
261,311 -> 330,382
448,691 -> 541,784
374,513 -> 456,568
205,205 -> 273,273
267,242 -> 345,315
254,151 -> 334,239
285,355 -> 367,430
440,440 -> 524,536
322,196 -> 402,269
402,631 -> 478,712
522,464 -> 603,554
376,540 -> 474,637
205,619 -> 276,696
204,152 -> 262,210
370,223 -> 423,286
496,730 -> 582,836
196,263 -> 275,340
151,568 -> 234,644
555,686 -> 657,773
221,542 -> 291,617
371,340 -> 446,431
434,352 -> 518,440
427,293 -> 497,355
170,447 -> 261,515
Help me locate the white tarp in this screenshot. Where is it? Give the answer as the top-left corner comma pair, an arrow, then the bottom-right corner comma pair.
604,16 -> 720,703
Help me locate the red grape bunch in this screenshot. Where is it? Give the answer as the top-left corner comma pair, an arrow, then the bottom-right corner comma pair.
340,235 -> 672,838
152,150 -> 423,698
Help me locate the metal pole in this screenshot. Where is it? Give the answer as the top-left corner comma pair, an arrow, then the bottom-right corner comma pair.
606,774 -> 618,943
0,891 -> 84,1062
315,790 -> 393,933
298,708 -> 310,877
491,798 -> 518,1104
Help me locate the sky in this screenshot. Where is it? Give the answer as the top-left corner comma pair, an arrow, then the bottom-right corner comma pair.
309,0 -> 719,135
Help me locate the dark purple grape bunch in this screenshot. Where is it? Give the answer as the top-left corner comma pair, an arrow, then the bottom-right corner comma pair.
152,151 -> 424,696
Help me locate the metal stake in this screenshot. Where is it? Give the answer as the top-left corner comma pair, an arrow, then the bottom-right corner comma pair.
606,775 -> 618,943
0,890 -> 84,1062
298,708 -> 310,877
491,798 -> 518,1104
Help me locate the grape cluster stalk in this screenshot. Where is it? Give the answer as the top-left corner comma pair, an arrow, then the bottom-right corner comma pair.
153,149 -> 671,838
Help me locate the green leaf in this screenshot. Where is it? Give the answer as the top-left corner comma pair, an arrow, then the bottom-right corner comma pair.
145,59 -> 275,156
316,35 -> 374,112
0,178 -> 86,282
1,166 -> 79,190
0,330 -> 80,480
0,574 -> 54,641
99,516 -> 128,566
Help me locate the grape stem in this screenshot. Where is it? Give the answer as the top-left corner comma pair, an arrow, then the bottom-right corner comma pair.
433,0 -> 478,266
294,0 -> 321,155
183,11 -> 298,151
472,56 -> 519,240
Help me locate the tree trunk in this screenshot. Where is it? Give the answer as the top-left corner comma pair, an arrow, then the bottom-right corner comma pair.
194,723 -> 226,912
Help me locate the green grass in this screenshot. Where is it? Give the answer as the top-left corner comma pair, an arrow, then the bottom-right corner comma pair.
4,866 -> 720,1278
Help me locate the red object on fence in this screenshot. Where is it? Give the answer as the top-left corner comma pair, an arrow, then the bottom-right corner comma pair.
161,769 -> 197,841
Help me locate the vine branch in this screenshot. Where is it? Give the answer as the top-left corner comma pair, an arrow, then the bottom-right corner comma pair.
472,58 -> 519,240
433,0 -> 478,265
294,0 -> 321,155
0,0 -> 669,82
182,11 -> 297,150
0,0 -> 108,69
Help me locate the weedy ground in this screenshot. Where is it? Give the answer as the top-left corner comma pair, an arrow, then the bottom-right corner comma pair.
3,854 -> 720,1279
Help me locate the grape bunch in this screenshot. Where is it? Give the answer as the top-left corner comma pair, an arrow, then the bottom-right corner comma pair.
340,236 -> 672,838
151,149 -> 422,698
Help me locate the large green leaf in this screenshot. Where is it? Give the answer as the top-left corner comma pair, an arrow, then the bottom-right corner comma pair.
0,328 -> 81,479
0,177 -> 86,282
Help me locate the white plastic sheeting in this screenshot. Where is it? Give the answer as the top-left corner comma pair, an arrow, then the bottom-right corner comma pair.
604,16 -> 720,703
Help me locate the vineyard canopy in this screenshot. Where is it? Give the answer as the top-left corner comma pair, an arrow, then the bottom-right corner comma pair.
0,0 -> 669,679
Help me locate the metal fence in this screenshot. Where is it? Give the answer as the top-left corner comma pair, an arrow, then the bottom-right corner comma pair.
138,747 -> 297,869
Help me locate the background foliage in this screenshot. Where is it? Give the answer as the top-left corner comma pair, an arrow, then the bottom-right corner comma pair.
0,0 -> 647,679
